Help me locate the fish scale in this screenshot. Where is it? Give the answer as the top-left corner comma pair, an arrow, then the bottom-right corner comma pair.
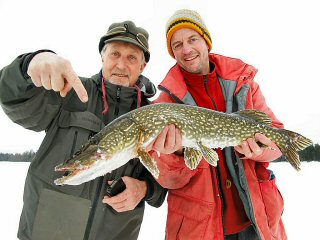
54,103 -> 312,185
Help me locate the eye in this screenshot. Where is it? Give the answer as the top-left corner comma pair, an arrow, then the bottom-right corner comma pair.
128,55 -> 138,63
189,37 -> 198,43
110,51 -> 120,58
173,42 -> 182,50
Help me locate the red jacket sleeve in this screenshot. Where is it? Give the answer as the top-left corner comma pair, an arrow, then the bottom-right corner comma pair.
246,80 -> 283,162
150,150 -> 197,189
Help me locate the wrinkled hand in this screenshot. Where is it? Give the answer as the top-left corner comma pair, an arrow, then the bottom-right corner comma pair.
102,176 -> 147,212
234,133 -> 279,159
27,52 -> 88,102
146,124 -> 183,155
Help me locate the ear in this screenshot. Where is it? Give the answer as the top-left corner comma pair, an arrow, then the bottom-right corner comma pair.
205,41 -> 212,53
140,62 -> 147,73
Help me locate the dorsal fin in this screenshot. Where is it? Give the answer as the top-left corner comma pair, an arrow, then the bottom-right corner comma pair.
234,109 -> 272,125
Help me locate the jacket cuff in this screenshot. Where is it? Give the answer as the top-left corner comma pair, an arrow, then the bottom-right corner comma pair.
150,150 -> 185,169
21,49 -> 56,79
139,174 -> 154,202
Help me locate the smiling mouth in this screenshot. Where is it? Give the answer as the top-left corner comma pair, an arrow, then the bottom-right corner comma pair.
112,73 -> 128,78
184,55 -> 198,61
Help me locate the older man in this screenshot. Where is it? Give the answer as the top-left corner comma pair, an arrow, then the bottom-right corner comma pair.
147,9 -> 287,240
0,20 -> 166,240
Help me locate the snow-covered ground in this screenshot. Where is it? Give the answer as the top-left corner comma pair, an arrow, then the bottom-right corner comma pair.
1,161 -> 319,239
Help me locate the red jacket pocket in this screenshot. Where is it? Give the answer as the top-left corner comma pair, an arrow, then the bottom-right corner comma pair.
166,192 -> 214,240
259,177 -> 284,237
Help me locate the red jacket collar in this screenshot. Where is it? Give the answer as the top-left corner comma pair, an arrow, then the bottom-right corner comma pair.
159,53 -> 258,98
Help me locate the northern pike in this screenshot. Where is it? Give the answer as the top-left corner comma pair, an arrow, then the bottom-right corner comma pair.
54,103 -> 312,185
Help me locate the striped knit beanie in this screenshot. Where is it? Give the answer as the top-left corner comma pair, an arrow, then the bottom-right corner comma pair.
166,9 -> 212,58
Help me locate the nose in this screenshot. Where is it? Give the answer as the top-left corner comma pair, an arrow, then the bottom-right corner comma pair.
182,43 -> 192,55
116,57 -> 126,69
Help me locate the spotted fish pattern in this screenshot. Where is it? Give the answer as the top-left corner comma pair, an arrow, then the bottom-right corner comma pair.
54,103 -> 312,185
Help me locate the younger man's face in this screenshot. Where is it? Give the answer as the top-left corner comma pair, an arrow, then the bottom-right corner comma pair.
171,28 -> 210,75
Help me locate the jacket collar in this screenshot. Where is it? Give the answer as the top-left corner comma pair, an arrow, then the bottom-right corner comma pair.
209,54 -> 258,93
181,61 -> 216,87
159,53 -> 258,98
91,71 -> 156,99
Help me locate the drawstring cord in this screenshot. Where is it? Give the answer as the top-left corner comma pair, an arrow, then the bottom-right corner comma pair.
134,84 -> 141,108
101,76 -> 109,115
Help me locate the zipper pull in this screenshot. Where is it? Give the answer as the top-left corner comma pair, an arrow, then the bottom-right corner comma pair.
203,75 -> 207,84
116,87 -> 121,102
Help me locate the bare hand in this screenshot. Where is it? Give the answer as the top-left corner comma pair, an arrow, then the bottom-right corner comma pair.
102,176 -> 147,212
146,124 -> 183,155
27,52 -> 88,102
234,133 -> 279,159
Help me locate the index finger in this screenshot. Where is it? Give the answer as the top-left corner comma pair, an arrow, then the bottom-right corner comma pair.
106,190 -> 127,204
165,125 -> 177,148
255,133 -> 272,146
152,125 -> 170,151
64,67 -> 88,102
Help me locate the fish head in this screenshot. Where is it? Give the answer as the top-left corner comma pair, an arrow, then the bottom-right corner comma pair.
54,117 -> 141,185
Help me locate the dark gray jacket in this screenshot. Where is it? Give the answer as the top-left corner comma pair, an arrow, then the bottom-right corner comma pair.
0,53 -> 167,240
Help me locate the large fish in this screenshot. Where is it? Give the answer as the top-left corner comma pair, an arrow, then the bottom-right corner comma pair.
54,103 -> 312,185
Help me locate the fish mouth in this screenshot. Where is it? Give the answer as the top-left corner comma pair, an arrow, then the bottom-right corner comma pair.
54,150 -> 134,185
54,168 -> 84,185
55,158 -> 98,172
54,160 -> 102,186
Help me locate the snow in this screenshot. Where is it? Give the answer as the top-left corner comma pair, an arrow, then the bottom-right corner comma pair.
0,161 -> 319,239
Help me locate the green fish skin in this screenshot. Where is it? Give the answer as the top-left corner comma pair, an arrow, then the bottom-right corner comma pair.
54,103 -> 312,185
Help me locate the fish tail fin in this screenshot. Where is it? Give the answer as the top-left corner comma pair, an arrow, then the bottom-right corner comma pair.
279,129 -> 313,171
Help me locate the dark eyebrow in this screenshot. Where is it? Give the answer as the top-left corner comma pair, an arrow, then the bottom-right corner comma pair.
188,34 -> 199,39
172,34 -> 199,46
171,40 -> 181,47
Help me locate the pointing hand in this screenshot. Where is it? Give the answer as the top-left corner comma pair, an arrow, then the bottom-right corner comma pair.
27,52 -> 88,102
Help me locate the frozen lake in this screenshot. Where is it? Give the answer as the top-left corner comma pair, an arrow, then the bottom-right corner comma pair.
1,161 -> 319,239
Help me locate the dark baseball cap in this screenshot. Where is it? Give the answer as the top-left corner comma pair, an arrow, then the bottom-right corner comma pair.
99,20 -> 150,62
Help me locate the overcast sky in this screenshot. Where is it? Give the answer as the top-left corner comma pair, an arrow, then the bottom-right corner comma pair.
0,0 -> 319,153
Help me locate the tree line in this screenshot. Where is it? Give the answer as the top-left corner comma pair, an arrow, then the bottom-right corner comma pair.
0,144 -> 320,162
275,143 -> 320,162
0,150 -> 36,162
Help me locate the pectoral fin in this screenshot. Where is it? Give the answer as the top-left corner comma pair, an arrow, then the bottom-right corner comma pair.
197,142 -> 219,167
137,148 -> 160,178
184,148 -> 203,170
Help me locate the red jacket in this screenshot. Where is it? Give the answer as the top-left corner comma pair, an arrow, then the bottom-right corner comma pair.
152,54 -> 287,240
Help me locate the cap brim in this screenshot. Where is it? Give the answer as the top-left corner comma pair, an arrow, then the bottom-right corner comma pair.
104,36 -> 149,60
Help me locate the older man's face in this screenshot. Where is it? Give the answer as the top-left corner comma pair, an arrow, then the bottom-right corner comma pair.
171,28 -> 210,75
101,41 -> 146,87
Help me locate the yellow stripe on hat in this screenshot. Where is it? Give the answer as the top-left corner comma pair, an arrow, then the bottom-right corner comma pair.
165,10 -> 212,58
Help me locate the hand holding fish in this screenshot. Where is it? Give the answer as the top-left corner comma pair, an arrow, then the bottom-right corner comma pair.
102,176 -> 147,212
146,124 -> 183,155
27,52 -> 88,102
234,133 -> 282,161
147,126 -> 282,162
